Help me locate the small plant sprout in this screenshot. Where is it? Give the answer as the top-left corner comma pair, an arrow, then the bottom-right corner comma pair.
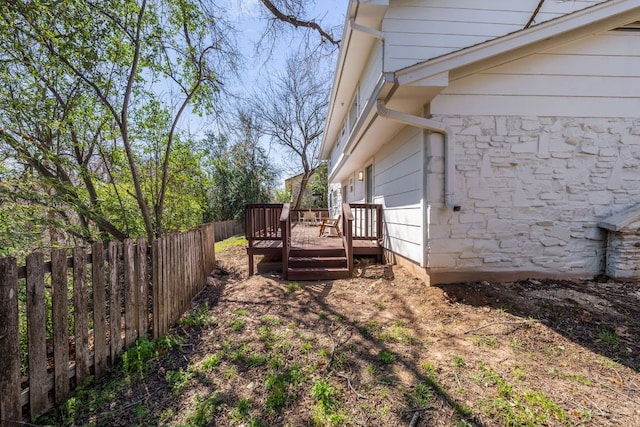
378,349 -> 395,365
596,327 -> 619,345
311,378 -> 338,410
286,282 -> 301,292
232,319 -> 246,332
453,356 -> 466,368
422,362 -> 436,377
200,353 -> 223,372
179,303 -> 213,327
231,397 -> 252,422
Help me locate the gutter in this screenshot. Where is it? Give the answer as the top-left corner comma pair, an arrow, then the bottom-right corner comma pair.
375,101 -> 460,211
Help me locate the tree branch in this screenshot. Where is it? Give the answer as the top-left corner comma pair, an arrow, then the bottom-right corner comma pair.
259,0 -> 340,46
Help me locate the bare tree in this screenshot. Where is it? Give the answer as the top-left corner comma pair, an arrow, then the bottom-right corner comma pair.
253,53 -> 329,209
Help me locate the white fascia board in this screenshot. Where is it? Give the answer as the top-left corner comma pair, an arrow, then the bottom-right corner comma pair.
395,0 -> 640,87
320,1 -> 389,160
320,2 -> 358,160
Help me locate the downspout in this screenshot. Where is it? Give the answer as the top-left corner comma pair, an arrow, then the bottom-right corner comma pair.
376,100 -> 460,211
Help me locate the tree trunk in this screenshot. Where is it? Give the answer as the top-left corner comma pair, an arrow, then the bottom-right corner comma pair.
293,171 -> 311,210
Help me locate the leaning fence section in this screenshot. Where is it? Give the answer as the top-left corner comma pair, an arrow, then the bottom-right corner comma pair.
0,223 -> 215,425
213,220 -> 243,242
152,224 -> 216,338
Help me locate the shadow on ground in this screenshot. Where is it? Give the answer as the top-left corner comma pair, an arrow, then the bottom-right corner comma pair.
437,277 -> 640,373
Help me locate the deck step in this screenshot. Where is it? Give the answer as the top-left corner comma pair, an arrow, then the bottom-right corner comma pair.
287,267 -> 351,281
289,248 -> 345,258
288,256 -> 347,269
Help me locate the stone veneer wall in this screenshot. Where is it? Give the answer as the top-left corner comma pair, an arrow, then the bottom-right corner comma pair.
427,115 -> 640,279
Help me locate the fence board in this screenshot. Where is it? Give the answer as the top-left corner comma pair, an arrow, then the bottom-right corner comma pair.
0,257 -> 20,427
92,242 -> 107,378
73,247 -> 89,386
123,239 -> 137,347
151,240 -> 160,339
26,252 -> 48,419
158,238 -> 165,337
108,242 -> 121,360
51,249 -> 70,405
213,220 -> 242,242
136,237 -> 148,337
159,237 -> 167,337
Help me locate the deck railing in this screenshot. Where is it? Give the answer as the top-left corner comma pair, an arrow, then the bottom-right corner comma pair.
245,204 -> 283,242
349,203 -> 383,242
342,203 -> 354,275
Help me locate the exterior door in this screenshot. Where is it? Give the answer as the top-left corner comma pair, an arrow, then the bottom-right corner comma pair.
365,165 -> 373,203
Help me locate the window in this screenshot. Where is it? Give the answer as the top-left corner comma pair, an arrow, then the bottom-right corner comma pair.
348,93 -> 359,131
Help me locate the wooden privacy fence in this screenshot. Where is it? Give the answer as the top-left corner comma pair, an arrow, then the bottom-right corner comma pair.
0,223 -> 215,425
213,220 -> 244,242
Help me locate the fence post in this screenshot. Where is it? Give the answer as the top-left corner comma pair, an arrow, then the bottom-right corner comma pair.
0,257 -> 20,427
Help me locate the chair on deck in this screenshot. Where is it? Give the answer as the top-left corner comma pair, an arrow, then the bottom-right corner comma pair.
302,210 -> 317,225
319,215 -> 341,237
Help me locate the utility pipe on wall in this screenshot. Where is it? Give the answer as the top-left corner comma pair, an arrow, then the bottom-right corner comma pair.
376,101 -> 460,211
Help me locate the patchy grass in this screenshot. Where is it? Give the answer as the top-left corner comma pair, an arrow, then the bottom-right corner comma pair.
214,235 -> 247,252
39,241 -> 640,426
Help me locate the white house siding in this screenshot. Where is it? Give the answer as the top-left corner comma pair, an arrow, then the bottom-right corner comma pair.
382,0 -> 608,70
373,127 -> 424,264
432,32 -> 640,117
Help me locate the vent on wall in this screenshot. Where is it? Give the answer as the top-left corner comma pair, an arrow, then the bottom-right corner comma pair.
614,21 -> 640,31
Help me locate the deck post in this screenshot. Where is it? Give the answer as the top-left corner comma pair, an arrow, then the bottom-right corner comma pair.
280,204 -> 290,280
343,203 -> 354,276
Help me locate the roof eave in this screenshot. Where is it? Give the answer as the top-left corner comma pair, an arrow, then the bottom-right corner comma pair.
320,0 -> 389,160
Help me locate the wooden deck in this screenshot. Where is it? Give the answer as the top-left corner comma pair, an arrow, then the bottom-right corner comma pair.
245,203 -> 383,280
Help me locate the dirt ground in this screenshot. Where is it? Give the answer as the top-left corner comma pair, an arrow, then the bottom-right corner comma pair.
44,244 -> 640,426
205,247 -> 640,425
